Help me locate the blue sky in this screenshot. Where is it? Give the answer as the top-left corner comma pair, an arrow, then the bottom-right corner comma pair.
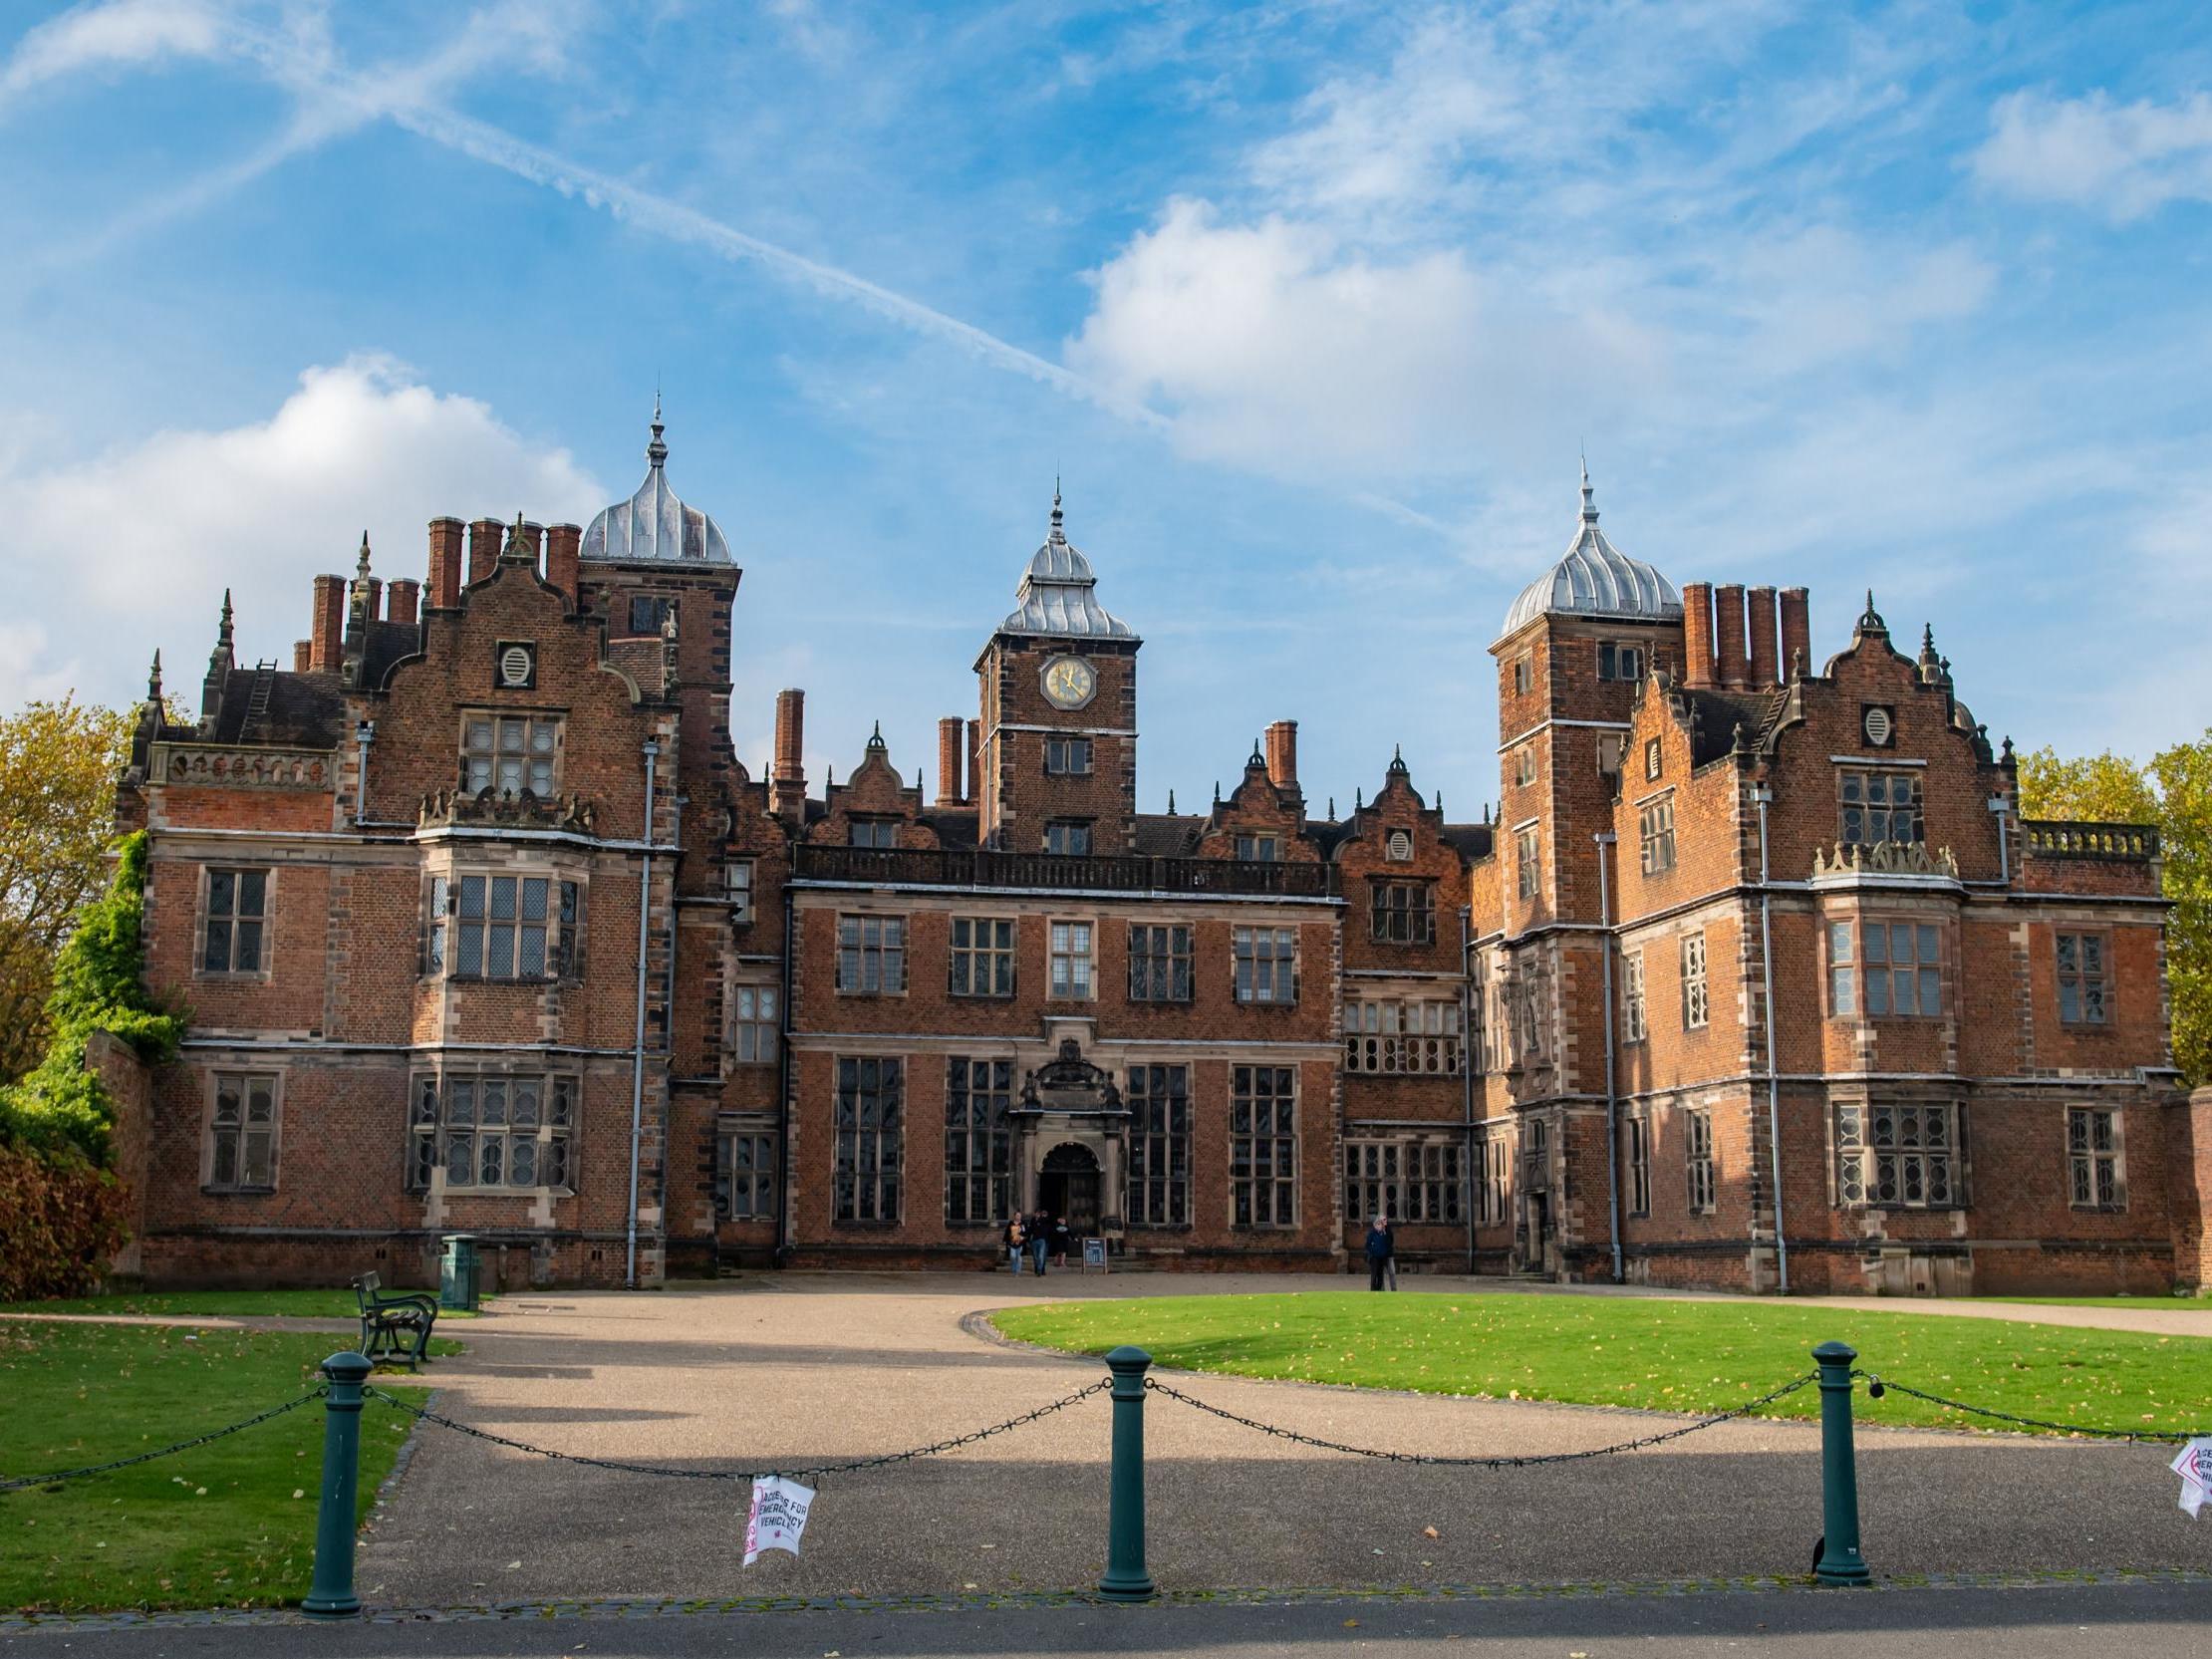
0,0 -> 2207,815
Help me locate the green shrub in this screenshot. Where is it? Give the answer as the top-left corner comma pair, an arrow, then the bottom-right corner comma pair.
0,1144 -> 130,1299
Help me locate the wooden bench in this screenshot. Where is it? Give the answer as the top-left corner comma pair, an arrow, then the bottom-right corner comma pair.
353,1272 -> 438,1369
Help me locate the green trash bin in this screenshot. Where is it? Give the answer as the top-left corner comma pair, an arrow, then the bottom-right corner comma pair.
438,1235 -> 479,1312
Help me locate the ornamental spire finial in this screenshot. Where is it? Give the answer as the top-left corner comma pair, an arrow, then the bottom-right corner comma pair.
647,395 -> 668,469
1049,476 -> 1064,542
147,649 -> 162,701
217,588 -> 233,649
1579,457 -> 1598,526
356,529 -> 372,579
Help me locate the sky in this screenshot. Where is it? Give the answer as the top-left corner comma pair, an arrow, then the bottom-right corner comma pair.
0,0 -> 2207,819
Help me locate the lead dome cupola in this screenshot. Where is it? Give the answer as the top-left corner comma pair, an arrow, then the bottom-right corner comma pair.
1497,466 -> 1680,644
580,400 -> 731,565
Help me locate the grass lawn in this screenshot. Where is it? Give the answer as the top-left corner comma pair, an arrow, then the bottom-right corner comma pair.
0,1289 -> 486,1320
0,1321 -> 442,1612
990,1292 -> 2212,1437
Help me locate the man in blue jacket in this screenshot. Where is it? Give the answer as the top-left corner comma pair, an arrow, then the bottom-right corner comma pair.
1364,1215 -> 1394,1291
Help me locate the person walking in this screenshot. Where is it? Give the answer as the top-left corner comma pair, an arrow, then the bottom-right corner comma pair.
1050,1214 -> 1073,1268
1364,1215 -> 1393,1291
1383,1216 -> 1400,1290
1028,1211 -> 1051,1276
1004,1215 -> 1027,1275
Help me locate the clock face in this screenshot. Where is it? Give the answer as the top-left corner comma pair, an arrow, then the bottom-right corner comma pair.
1041,656 -> 1097,710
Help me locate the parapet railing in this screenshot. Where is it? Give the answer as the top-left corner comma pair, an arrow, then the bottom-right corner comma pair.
2021,820 -> 2161,862
793,844 -> 1340,898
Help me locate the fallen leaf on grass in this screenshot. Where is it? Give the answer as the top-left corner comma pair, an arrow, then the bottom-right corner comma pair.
1423,1525 -> 1440,1538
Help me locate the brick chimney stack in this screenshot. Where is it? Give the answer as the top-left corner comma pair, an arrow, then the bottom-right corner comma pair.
308,574 -> 346,673
386,579 -> 420,627
466,518 -> 502,586
1263,719 -> 1299,797
293,640 -> 311,673
771,689 -> 807,820
966,719 -> 981,807
426,518 -> 464,609
1681,582 -> 1715,688
1714,584 -> 1749,689
1747,585 -> 1779,689
544,523 -> 582,599
1779,588 -> 1811,680
936,717 -> 965,807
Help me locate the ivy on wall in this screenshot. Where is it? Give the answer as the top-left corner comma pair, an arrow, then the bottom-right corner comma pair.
0,831 -> 181,1166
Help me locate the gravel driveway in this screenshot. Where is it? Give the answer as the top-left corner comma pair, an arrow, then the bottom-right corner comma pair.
352,1272 -> 2212,1604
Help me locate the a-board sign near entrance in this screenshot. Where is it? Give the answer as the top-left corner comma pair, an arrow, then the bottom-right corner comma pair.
1082,1237 -> 1108,1271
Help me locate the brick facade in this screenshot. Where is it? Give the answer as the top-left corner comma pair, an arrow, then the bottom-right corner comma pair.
109,444 -> 2197,1293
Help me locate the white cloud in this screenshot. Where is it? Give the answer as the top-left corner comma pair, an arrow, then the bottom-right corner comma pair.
1066,197 -> 1663,478
1973,89 -> 2212,221
0,356 -> 605,709
0,0 -> 222,102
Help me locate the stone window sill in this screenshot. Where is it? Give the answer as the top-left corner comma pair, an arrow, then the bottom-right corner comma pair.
202,1185 -> 276,1197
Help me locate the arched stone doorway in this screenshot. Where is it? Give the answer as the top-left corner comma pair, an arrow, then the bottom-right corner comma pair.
1039,1141 -> 1103,1236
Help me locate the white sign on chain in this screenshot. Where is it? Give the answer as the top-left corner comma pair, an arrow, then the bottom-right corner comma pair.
743,1476 -> 816,1564
2171,1440 -> 2212,1520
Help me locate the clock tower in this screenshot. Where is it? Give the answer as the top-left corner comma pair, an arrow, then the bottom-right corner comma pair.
974,491 -> 1141,853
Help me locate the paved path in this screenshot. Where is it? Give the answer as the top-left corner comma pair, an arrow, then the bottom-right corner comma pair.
346,1273 -> 2212,1606
5,1579 -> 2210,1657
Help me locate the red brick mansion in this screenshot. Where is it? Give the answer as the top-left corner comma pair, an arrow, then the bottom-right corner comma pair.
109,417 -> 2210,1294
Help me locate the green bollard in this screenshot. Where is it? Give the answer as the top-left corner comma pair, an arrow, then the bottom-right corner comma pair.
302,1351 -> 374,1618
1811,1341 -> 1871,1587
1097,1345 -> 1157,1602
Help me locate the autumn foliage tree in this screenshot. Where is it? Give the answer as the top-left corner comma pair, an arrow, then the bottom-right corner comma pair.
2020,731 -> 2212,1087
0,697 -> 137,1086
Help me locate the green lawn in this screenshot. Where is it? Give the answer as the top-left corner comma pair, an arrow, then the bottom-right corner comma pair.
0,1321 -> 437,1612
0,1289 -> 486,1320
990,1292 -> 2212,1437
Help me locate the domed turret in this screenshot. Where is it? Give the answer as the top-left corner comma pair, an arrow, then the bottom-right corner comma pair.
995,486 -> 1137,642
580,400 -> 731,565
1497,465 -> 1680,644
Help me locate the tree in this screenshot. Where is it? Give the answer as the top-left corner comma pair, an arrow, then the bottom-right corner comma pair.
2018,734 -> 2212,1086
0,698 -> 136,1086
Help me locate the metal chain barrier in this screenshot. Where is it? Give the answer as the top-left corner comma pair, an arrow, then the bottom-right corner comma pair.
1141,1371 -> 1819,1467
1852,1369 -> 2212,1444
0,1387 -> 328,1493
366,1377 -> 1111,1483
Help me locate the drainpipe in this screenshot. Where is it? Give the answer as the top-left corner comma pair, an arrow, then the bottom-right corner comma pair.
353,719 -> 374,826
626,737 -> 660,1290
775,876 -> 795,1265
1460,905 -> 1477,1275
1754,784 -> 1789,1294
1989,793 -> 2012,885
658,794 -> 687,1268
1593,832 -> 1622,1283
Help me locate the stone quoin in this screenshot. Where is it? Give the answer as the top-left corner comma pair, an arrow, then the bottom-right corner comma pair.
109,423 -> 2199,1294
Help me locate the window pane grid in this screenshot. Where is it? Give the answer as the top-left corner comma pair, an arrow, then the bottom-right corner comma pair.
715,1132 -> 777,1220
1639,801 -> 1677,875
834,1057 -> 904,1222
1126,1065 -> 1191,1226
2067,1106 -> 2122,1210
1681,933 -> 1708,1029
1233,926 -> 1298,1004
209,1074 -> 276,1189
837,915 -> 907,993
945,1057 -> 1014,1223
1685,1108 -> 1715,1213
949,917 -> 1017,997
1128,924 -> 1194,1001
1835,1101 -> 1961,1209
1344,1139 -> 1462,1225
463,715 -> 558,796
1370,881 -> 1437,944
1838,769 -> 1924,846
202,868 -> 268,973
2057,933 -> 2109,1024
412,1072 -> 576,1191
1343,998 -> 1463,1073
1050,921 -> 1094,998
1231,1066 -> 1297,1228
732,985 -> 779,1063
